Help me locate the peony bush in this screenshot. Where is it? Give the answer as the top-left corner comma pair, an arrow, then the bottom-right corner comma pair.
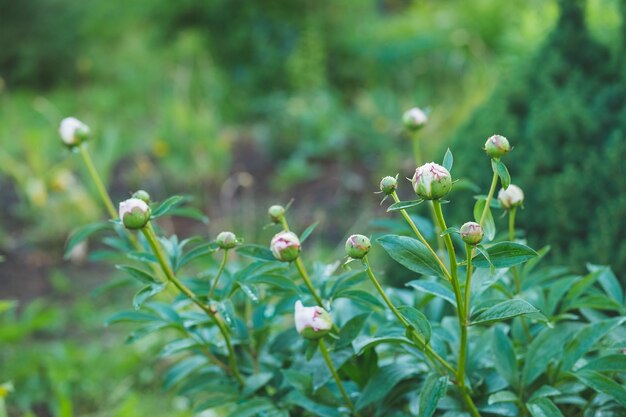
60,113 -> 626,417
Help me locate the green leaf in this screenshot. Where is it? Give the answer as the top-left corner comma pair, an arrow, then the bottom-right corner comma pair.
397,305 -> 431,345
488,391 -> 518,405
378,235 -> 445,279
151,196 -> 186,218
406,280 -> 457,307
527,398 -> 564,417
246,274 -> 300,294
387,199 -> 424,212
236,244 -> 276,261
580,354 -> 626,373
440,227 -> 459,237
352,336 -> 412,354
473,199 -> 495,241
242,372 -> 274,396
334,290 -> 383,308
106,311 -> 159,325
163,356 -> 207,389
443,148 -> 453,172
492,159 -> 511,190
492,327 -> 519,389
300,222 -> 319,243
356,364 -> 420,410
471,299 -> 539,326
64,222 -> 111,258
418,374 -> 448,417
285,391 -> 341,417
522,324 -> 577,387
561,317 -> 626,373
472,242 -> 538,269
227,398 -> 278,417
573,369 -> 626,408
587,264 -> 623,304
132,283 -> 166,310
116,265 -> 159,285
336,313 -> 370,350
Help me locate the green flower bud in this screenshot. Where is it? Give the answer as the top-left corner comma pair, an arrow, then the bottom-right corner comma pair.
484,134 -> 511,159
119,198 -> 151,229
345,234 -> 371,259
411,162 -> 452,200
402,107 -> 428,131
132,190 -> 151,204
268,205 -> 286,224
498,184 -> 524,210
216,231 -> 238,250
59,117 -> 90,148
270,231 -> 300,262
460,222 -> 483,245
294,300 -> 332,339
379,176 -> 398,195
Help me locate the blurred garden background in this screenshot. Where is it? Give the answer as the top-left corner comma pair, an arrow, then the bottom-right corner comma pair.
1,0 -> 625,415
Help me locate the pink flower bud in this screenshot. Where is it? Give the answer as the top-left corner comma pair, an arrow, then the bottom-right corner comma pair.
498,184 -> 524,210
402,107 -> 428,131
411,162 -> 452,200
270,231 -> 301,262
119,198 -> 151,229
484,134 -> 511,159
460,222 -> 483,245
294,300 -> 332,339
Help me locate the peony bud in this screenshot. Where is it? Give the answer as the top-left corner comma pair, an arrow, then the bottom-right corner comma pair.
268,205 -> 286,224
59,117 -> 90,147
294,300 -> 332,339
132,190 -> 151,204
379,176 -> 398,195
216,231 -> 238,250
119,198 -> 151,229
402,107 -> 428,131
460,222 -> 483,245
484,134 -> 511,159
345,234 -> 371,259
411,162 -> 452,200
498,184 -> 524,210
270,231 -> 301,262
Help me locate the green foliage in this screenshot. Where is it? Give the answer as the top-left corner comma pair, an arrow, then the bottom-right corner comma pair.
450,0 -> 626,276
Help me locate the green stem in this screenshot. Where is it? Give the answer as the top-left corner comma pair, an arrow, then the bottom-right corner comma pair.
508,207 -> 521,294
319,339 -> 361,417
432,201 -> 463,314
295,257 -> 324,307
363,257 -> 457,376
411,131 -> 422,166
79,144 -> 117,219
209,249 -> 229,299
142,223 -> 244,386
479,170 -> 499,227
390,192 -> 452,281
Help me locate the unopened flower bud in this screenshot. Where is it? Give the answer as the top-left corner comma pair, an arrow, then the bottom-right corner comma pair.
402,107 -> 428,131
119,198 -> 151,229
460,222 -> 483,245
498,184 -> 524,210
379,176 -> 398,195
345,234 -> 371,259
412,162 -> 452,200
59,117 -> 90,147
270,231 -> 301,262
132,190 -> 151,204
294,300 -> 332,339
216,231 -> 238,250
484,134 -> 511,159
268,205 -> 286,224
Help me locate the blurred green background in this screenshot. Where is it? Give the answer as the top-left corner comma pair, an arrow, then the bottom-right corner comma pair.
1,0 -> 624,415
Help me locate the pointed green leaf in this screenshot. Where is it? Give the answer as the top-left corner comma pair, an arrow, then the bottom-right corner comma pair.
236,244 -> 276,261
527,398 -> 564,417
378,235 -> 445,278
398,305 -> 431,344
356,364 -> 420,410
472,242 -> 538,269
64,222 -> 111,258
580,354 -> 626,373
336,313 -> 370,350
443,148 -> 453,172
492,327 -> 519,388
471,299 -> 539,326
116,265 -> 159,285
300,222 -> 319,243
387,200 -> 424,212
573,369 -> 626,408
406,280 -> 457,307
418,374 -> 448,417
133,283 -> 167,310
492,159 -> 511,190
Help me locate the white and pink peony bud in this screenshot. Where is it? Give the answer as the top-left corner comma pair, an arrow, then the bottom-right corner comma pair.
270,231 -> 301,262
484,134 -> 511,159
216,231 -> 238,250
59,117 -> 90,147
498,184 -> 524,210
379,176 -> 398,195
460,222 -> 483,245
294,300 -> 333,339
411,162 -> 452,200
345,234 -> 371,259
402,107 -> 428,131
119,198 -> 151,229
